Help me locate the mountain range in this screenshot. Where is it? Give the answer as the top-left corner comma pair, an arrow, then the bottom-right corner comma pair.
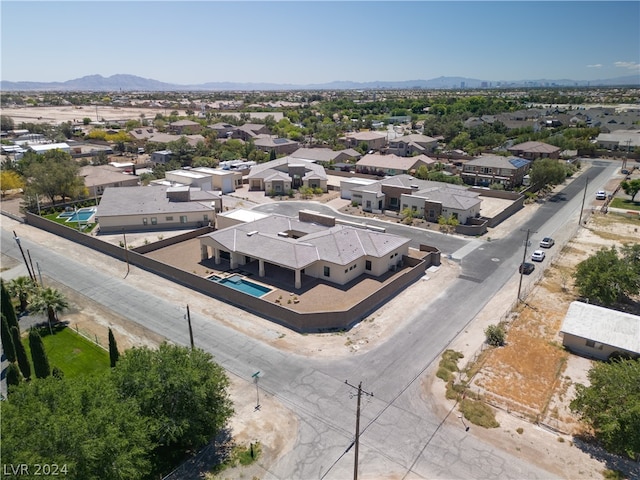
1,73 -> 639,91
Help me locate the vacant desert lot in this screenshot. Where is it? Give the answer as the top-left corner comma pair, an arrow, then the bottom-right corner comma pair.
2,105 -> 187,125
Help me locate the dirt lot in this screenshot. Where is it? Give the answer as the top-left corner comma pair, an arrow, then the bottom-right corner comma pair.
1,105 -> 187,125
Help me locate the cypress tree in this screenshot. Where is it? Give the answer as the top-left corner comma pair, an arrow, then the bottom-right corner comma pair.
108,327 -> 120,368
6,362 -> 21,388
1,314 -> 17,363
29,329 -> 51,379
1,280 -> 19,331
11,326 -> 30,380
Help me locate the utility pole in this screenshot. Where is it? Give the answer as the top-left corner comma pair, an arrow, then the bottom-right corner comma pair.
517,228 -> 536,302
185,305 -> 194,350
578,176 -> 589,226
345,380 -> 373,480
13,231 -> 35,282
122,229 -> 130,278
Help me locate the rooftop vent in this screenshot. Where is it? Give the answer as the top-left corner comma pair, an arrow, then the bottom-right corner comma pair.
246,231 -> 258,236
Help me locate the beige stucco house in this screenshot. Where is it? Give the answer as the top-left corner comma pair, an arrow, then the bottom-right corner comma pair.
199,214 -> 410,289
97,185 -> 221,233
247,157 -> 327,193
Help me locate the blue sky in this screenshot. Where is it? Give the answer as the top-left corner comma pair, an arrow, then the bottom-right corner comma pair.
2,1 -> 639,84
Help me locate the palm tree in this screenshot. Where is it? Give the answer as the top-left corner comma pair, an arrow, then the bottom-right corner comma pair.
7,276 -> 36,313
30,287 -> 69,325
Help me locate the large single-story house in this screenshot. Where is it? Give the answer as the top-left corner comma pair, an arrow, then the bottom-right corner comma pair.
507,141 -> 560,160
199,214 -> 410,289
355,153 -> 432,176
289,147 -> 361,165
560,301 -> 640,361
162,167 -> 242,194
461,155 -> 531,188
97,185 -> 221,233
79,164 -> 139,197
386,134 -> 439,157
247,157 -> 327,193
595,129 -> 640,150
340,131 -> 387,151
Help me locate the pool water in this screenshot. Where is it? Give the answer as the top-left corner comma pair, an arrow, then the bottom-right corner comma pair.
208,274 -> 272,297
57,207 -> 96,222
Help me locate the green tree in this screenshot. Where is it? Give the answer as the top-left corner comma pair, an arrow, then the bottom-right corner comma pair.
1,114 -> 15,131
108,327 -> 120,368
30,287 -> 69,325
11,326 -> 30,380
112,343 -> 233,469
7,275 -> 35,313
82,117 -> 91,125
528,158 -> 566,189
401,207 -> 416,225
1,314 -> 17,363
6,362 -> 22,389
570,359 -> 640,459
23,149 -> 85,204
573,246 -> 639,306
1,375 -> 153,479
1,280 -> 19,331
29,328 -> 51,379
620,178 -> 640,202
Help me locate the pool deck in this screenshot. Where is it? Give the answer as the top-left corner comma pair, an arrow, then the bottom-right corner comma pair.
144,237 -> 426,314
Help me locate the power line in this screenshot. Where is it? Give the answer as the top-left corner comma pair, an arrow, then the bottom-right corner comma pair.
344,380 -> 373,480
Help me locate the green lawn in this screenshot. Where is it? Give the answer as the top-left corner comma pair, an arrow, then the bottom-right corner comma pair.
610,197 -> 640,211
23,325 -> 109,378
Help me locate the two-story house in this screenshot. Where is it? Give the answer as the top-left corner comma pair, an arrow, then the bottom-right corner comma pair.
461,155 -> 531,188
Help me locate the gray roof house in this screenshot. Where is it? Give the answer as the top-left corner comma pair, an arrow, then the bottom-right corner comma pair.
355,153 -> 432,176
199,214 -> 410,289
254,136 -> 299,155
247,157 -> 327,193
386,134 -> 438,157
560,301 -> 640,361
97,185 -> 221,233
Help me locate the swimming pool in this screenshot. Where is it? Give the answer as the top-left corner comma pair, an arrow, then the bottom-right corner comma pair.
57,207 -> 96,222
208,274 -> 272,297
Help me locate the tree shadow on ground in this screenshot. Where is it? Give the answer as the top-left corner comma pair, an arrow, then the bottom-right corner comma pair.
163,428 -> 234,480
573,434 -> 640,479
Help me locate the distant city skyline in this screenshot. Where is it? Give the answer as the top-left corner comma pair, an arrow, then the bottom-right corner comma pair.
2,1 -> 639,85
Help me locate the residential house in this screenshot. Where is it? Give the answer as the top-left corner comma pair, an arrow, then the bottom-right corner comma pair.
147,132 -> 205,147
247,157 -> 327,193
595,129 -> 640,150
192,167 -> 243,193
199,214 -> 410,289
507,141 -> 560,160
346,174 -> 481,221
461,155 -> 531,188
386,134 -> 438,157
97,185 -> 221,233
254,136 -> 300,156
341,131 -> 387,151
168,119 -> 202,134
560,301 -> 640,361
129,127 -> 159,141
208,122 -> 237,139
355,153 -> 431,176
236,123 -> 271,141
79,164 -> 139,197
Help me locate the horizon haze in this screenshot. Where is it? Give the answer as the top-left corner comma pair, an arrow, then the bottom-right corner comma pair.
1,1 -> 639,86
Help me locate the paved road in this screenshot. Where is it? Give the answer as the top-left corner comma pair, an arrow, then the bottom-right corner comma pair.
0,160 -> 617,479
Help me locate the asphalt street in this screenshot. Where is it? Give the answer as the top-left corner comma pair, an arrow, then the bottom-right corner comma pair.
0,159 -> 617,479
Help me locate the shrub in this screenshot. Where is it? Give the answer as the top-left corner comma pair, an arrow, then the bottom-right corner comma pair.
485,323 -> 506,347
460,399 -> 499,428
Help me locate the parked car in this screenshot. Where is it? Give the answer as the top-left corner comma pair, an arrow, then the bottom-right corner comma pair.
596,190 -> 606,200
519,262 -> 535,274
540,237 -> 555,248
531,250 -> 546,262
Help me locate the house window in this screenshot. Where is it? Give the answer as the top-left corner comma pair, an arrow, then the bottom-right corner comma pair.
365,260 -> 371,271
324,266 -> 330,277
166,216 -> 174,221
411,205 -> 417,212
585,339 -> 595,348
151,217 -> 157,225
345,269 -> 348,274
389,198 -> 398,207
142,218 -> 148,225
203,214 -> 209,222
180,216 -> 187,224
428,209 -> 435,218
